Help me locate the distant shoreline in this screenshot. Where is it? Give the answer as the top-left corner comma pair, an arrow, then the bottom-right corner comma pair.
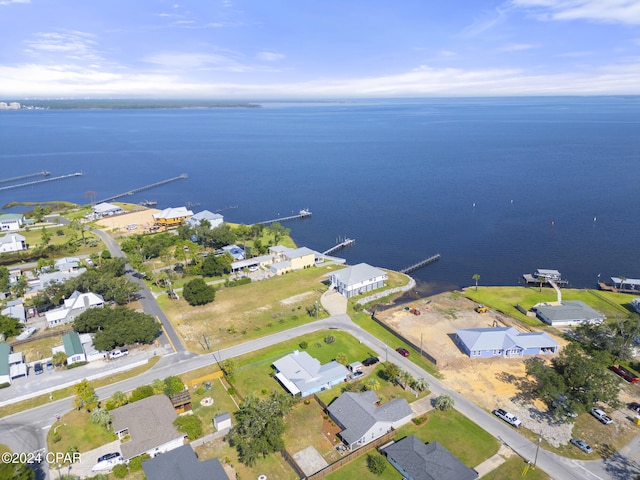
4,99 -> 262,110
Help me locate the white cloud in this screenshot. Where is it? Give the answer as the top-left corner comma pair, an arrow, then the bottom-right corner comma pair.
24,31 -> 101,62
256,51 -> 285,62
499,43 -> 539,51
0,0 -> 30,5
461,5 -> 511,36
512,0 -> 640,25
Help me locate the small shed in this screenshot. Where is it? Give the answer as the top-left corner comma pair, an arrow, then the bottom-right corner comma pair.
213,412 -> 232,431
169,390 -> 192,414
348,361 -> 363,373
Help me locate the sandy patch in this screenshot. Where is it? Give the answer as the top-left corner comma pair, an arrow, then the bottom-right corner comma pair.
95,207 -> 160,235
281,292 -> 313,305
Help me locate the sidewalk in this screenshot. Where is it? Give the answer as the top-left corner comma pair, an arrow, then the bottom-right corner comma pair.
474,444 -> 513,477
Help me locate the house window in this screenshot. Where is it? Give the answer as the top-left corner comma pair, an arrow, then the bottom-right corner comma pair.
471,350 -> 481,357
493,349 -> 502,355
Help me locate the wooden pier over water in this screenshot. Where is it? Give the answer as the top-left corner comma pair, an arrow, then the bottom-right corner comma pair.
0,172 -> 82,192
257,209 -> 312,226
322,238 -> 355,255
96,174 -> 188,204
0,170 -> 50,185
400,253 -> 441,274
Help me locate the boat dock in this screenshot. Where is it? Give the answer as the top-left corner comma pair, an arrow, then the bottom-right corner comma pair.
522,274 -> 569,287
258,209 -> 312,226
0,172 -> 82,192
96,174 -> 188,204
0,170 -> 50,185
400,253 -> 441,274
322,238 -> 355,255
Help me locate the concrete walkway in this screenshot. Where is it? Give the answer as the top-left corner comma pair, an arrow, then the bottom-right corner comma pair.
474,445 -> 513,477
320,289 -> 347,316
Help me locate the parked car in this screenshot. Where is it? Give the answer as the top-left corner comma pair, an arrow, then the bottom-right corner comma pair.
351,371 -> 365,380
97,452 -> 122,463
46,360 -> 54,370
362,357 -> 379,366
396,348 -> 410,357
590,407 -> 613,425
570,438 -> 593,454
33,362 -> 44,375
92,453 -> 123,472
109,349 -> 129,360
492,408 -> 522,428
628,402 -> 640,413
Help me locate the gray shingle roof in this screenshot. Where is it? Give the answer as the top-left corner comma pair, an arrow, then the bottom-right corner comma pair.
142,444 -> 229,480
273,351 -> 348,395
455,327 -> 558,352
535,300 -> 605,322
382,436 -> 478,480
330,263 -> 386,287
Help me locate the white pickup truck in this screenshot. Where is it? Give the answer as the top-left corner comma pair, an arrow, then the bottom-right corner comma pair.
109,349 -> 129,360
591,407 -> 613,425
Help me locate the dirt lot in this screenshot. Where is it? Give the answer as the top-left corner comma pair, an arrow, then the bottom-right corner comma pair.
374,292 -> 581,445
95,207 -> 160,236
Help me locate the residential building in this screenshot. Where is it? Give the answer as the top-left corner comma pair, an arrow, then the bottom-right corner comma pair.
455,327 -> 559,358
0,233 -> 27,253
329,263 -> 388,298
92,202 -> 123,217
382,435 -> 478,480
152,207 -> 193,227
535,300 -> 605,327
111,395 -> 185,460
54,257 -> 81,273
51,332 -> 86,365
632,298 -> 640,314
185,210 -> 224,229
221,245 -> 245,261
2,299 -> 26,323
272,350 -> 349,398
142,444 -> 229,480
268,246 -> 316,274
45,291 -> 104,327
327,391 -> 413,450
0,343 -> 11,385
0,343 -> 27,384
24,270 -> 86,299
0,214 -> 25,231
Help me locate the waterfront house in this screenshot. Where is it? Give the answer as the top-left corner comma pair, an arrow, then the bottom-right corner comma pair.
273,350 -> 349,397
142,444 -> 229,480
0,233 -> 27,253
92,202 -> 123,217
534,300 -> 605,327
268,246 -> 316,274
327,391 -> 413,451
632,298 -> 640,314
329,263 -> 388,298
221,244 -> 245,261
0,214 -> 25,231
45,290 -> 104,327
382,436 -> 478,480
152,207 -> 193,227
112,395 -> 185,461
185,210 -> 224,229
455,327 -> 559,358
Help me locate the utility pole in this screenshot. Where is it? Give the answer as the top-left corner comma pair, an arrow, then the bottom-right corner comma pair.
533,435 -> 542,469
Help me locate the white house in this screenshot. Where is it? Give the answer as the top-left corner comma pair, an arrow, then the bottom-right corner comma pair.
0,233 -> 26,253
186,210 -> 224,229
328,391 -> 413,450
273,350 -> 349,397
52,332 -> 87,365
0,214 -> 24,232
535,300 -> 606,327
2,299 -> 26,324
45,291 -> 105,327
55,257 -> 81,273
24,270 -> 86,299
329,263 -> 388,298
92,202 -> 123,217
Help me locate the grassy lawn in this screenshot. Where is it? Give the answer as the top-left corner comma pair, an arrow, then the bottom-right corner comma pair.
47,409 -> 116,456
325,452 -> 403,480
187,376 -> 239,437
157,264 -> 339,353
464,287 -> 633,327
231,330 -> 378,398
481,456 -> 551,480
396,409 -> 500,468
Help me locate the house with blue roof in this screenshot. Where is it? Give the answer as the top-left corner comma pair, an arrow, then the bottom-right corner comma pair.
273,350 -> 349,397
455,327 -> 559,358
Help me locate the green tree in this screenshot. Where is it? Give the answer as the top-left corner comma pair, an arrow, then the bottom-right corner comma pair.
174,414 -> 203,439
399,369 -> 413,389
0,314 -> 23,338
221,359 -> 237,378
52,351 -> 68,367
335,352 -> 348,365
0,266 -> 10,292
182,278 -> 216,306
472,273 -> 480,291
382,362 -> 400,381
365,377 -> 381,391
162,375 -> 185,396
90,407 -> 112,430
412,377 -> 429,392
268,222 -> 290,245
435,394 -> 455,411
40,227 -> 52,247
73,379 -> 98,411
129,385 -> 155,403
367,452 -> 387,475
105,391 -> 128,410
0,461 -> 35,480
111,463 -> 128,478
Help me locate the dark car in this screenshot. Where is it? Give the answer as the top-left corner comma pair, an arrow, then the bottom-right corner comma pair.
97,452 -> 122,463
396,347 -> 410,357
33,362 -> 44,375
46,360 -> 54,370
362,357 -> 379,366
570,439 -> 593,454
628,402 -> 640,413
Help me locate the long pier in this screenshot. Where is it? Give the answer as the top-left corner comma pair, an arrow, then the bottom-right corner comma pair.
96,174 -> 188,204
400,253 -> 441,274
257,209 -> 312,226
0,170 -> 50,185
0,172 -> 82,192
322,238 -> 355,255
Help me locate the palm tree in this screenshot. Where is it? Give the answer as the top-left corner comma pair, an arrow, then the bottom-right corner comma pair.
619,276 -> 627,292
472,274 -> 480,291
335,352 -> 348,365
110,391 -> 128,409
435,394 -> 455,411
412,377 -> 429,392
365,378 -> 381,391
399,369 -> 413,390
90,407 -> 113,430
538,275 -> 546,292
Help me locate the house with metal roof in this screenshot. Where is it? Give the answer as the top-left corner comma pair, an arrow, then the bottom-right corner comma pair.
455,327 -> 559,358
24,269 -> 86,299
2,299 -> 26,323
327,391 -> 413,451
112,395 -> 185,461
268,246 -> 316,274
534,300 -> 605,327
54,257 -> 81,273
50,332 -> 87,365
272,350 -> 349,398
92,202 -> 124,217
185,210 -> 224,229
328,263 -> 388,298
142,444 -> 229,480
0,233 -> 27,254
382,436 -> 478,480
152,207 -> 193,227
0,343 -> 27,384
0,214 -> 25,232
45,290 -> 104,327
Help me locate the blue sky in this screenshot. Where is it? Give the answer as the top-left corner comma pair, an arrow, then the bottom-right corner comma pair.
2,0 -> 640,98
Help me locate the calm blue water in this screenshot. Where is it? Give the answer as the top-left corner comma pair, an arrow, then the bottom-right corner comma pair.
1,97 -> 639,293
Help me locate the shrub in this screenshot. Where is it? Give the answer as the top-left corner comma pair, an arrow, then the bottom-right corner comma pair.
299,340 -> 308,349
367,453 -> 387,475
195,386 -> 205,396
129,385 -> 155,403
66,361 -> 88,369
128,454 -> 150,472
0,382 -> 10,389
324,334 -> 336,344
174,414 -> 203,439
182,278 -> 216,306
112,463 -> 128,478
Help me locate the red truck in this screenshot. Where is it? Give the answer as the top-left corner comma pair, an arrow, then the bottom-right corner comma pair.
611,365 -> 638,384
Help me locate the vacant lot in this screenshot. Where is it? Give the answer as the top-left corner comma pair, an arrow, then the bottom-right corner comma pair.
95,207 -> 159,235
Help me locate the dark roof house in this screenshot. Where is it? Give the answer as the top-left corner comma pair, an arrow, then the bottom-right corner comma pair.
142,444 -> 229,480
382,435 -> 478,480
